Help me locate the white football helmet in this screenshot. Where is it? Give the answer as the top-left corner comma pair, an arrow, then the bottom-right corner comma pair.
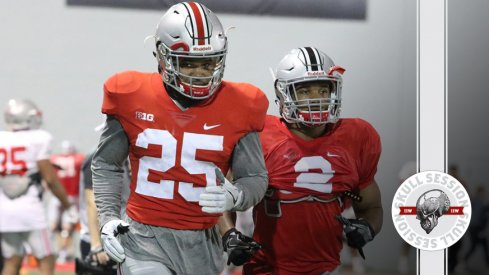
153,2 -> 227,100
4,99 -> 42,131
275,47 -> 345,126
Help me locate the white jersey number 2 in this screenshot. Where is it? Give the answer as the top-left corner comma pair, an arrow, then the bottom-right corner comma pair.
134,129 -> 223,202
293,156 -> 334,193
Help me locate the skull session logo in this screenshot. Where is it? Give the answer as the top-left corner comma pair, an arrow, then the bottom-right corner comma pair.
416,190 -> 451,234
392,171 -> 471,251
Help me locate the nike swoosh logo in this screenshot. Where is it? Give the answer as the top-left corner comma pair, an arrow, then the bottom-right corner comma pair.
327,152 -> 340,157
203,123 -> 221,130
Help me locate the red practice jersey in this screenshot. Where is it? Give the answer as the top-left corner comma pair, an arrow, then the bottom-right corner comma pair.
51,153 -> 84,197
102,71 -> 268,230
247,115 -> 381,275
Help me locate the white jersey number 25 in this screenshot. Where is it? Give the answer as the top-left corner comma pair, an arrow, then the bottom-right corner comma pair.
0,146 -> 27,176
134,129 -> 223,202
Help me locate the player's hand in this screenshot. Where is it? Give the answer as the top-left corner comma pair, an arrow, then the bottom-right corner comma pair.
88,246 -> 111,265
62,204 -> 79,224
222,228 -> 261,266
341,218 -> 375,249
101,219 -> 129,263
199,168 -> 243,214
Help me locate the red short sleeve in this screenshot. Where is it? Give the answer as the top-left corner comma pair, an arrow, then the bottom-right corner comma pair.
101,71 -> 143,116
249,86 -> 269,132
102,74 -> 119,115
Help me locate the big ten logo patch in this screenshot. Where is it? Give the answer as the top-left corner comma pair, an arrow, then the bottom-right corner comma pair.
136,111 -> 154,122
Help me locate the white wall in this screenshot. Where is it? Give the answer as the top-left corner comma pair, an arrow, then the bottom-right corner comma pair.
0,0 -> 417,272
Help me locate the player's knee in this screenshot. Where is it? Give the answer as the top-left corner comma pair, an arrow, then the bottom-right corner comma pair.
4,255 -> 23,268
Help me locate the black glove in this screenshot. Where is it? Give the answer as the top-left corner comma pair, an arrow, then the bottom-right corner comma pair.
222,228 -> 262,266
339,217 -> 375,249
75,247 -> 117,275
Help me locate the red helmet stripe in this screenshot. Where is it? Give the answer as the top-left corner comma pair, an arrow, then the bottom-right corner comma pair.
188,2 -> 206,45
197,2 -> 211,44
327,65 -> 346,75
170,42 -> 190,51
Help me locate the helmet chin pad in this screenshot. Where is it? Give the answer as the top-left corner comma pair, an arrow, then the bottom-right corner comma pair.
297,111 -> 329,127
281,97 -> 339,126
177,80 -> 212,98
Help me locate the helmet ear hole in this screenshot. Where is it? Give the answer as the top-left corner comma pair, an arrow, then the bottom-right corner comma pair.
156,41 -> 162,53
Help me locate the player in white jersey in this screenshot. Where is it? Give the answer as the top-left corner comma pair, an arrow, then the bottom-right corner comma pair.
0,99 -> 76,275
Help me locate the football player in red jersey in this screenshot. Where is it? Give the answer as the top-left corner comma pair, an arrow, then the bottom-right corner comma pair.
49,140 -> 84,263
91,2 -> 269,275
239,47 -> 383,275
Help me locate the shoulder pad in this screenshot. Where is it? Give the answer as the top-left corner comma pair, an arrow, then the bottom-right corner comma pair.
104,71 -> 144,95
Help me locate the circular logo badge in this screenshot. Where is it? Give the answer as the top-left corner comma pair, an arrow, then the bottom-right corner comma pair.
392,170 -> 471,251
